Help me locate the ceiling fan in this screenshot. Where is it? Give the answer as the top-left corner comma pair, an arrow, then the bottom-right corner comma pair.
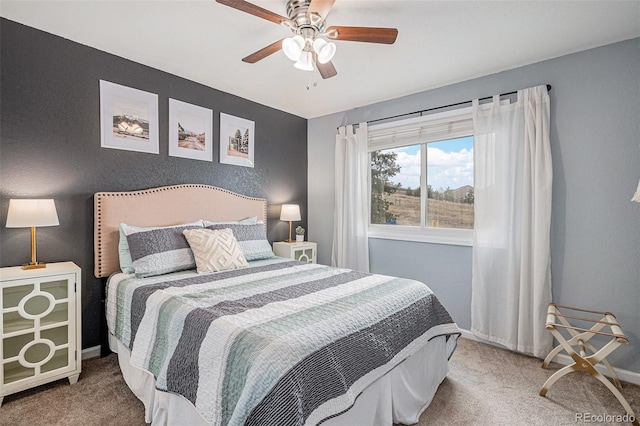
216,0 -> 398,79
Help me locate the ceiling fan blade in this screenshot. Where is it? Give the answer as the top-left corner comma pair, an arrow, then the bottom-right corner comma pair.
325,26 -> 398,44
216,0 -> 291,25
307,0 -> 335,23
314,56 -> 337,79
242,39 -> 285,63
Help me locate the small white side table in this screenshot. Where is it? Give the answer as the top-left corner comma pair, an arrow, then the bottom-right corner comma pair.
0,262 -> 82,406
273,241 -> 317,264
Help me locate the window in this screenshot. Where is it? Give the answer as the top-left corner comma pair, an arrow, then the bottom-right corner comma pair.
368,107 -> 474,245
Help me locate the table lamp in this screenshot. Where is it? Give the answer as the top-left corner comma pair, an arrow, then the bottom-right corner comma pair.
6,199 -> 60,269
280,204 -> 301,242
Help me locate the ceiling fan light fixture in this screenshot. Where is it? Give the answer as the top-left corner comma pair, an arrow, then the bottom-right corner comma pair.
217,0 -> 399,80
313,38 -> 336,64
293,51 -> 314,71
282,35 -> 305,61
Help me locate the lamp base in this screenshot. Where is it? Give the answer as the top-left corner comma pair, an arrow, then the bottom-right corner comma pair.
22,262 -> 47,270
283,239 -> 295,243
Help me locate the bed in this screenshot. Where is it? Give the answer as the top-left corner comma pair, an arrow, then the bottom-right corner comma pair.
94,184 -> 460,426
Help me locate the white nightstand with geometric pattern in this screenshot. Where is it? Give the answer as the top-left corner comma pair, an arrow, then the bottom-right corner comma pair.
0,262 -> 81,405
273,241 -> 317,264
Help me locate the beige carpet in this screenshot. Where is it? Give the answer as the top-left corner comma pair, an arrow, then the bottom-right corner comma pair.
1,353 -> 145,425
1,338 -> 638,425
421,338 -> 638,425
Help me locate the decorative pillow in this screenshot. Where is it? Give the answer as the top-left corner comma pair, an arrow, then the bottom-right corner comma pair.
183,228 -> 248,274
205,223 -> 274,261
118,224 -> 135,274
122,221 -> 204,277
201,216 -> 259,227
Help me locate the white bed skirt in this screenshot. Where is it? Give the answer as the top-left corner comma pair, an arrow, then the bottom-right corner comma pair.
110,334 -> 450,426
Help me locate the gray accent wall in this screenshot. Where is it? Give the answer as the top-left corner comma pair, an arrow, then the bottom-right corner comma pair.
309,39 -> 640,373
0,19 -> 308,349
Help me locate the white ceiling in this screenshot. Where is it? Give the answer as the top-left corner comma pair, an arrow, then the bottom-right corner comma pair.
2,1 -> 639,119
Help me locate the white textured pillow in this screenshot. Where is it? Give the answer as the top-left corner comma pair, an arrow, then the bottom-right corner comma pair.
183,228 -> 248,274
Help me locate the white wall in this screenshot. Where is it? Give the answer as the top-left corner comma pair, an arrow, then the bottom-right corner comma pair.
308,38 -> 640,373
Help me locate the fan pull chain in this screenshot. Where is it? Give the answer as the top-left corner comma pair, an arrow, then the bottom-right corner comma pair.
306,69 -> 318,91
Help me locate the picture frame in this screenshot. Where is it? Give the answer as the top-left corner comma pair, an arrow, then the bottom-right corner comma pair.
168,99 -> 213,162
99,80 -> 158,154
219,112 -> 255,168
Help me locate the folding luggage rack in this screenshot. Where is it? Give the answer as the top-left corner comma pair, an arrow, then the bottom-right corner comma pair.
539,304 -> 637,426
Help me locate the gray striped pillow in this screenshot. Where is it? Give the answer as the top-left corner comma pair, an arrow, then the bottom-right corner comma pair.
205,223 -> 274,261
122,221 -> 203,277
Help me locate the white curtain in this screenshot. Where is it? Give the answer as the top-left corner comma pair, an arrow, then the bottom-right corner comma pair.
632,179 -> 640,202
471,86 -> 553,358
332,123 -> 370,272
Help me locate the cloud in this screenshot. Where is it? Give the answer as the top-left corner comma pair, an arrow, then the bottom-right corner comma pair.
388,146 -> 473,190
428,147 -> 473,190
392,150 -> 421,188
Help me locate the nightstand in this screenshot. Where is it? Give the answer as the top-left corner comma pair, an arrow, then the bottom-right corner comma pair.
0,262 -> 81,405
273,241 -> 317,264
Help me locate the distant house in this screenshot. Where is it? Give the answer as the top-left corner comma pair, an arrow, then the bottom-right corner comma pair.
453,185 -> 473,202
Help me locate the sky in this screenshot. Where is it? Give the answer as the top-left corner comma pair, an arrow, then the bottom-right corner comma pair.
175,110 -> 205,133
113,95 -> 149,120
385,136 -> 473,191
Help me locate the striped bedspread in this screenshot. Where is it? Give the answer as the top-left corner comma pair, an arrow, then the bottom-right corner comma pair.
106,257 -> 459,426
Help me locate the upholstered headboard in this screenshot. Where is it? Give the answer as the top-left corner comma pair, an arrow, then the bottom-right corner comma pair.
94,184 -> 267,278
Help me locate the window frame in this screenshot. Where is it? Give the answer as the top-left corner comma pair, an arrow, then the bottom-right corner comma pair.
367,106 -> 475,246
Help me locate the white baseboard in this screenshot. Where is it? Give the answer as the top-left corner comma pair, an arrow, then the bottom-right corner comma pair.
458,329 -> 640,386
81,345 -> 101,360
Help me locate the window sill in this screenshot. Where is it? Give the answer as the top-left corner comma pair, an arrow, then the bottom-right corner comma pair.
367,226 -> 473,247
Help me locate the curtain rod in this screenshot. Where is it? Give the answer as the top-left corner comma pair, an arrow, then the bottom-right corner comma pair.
364,84 -> 552,126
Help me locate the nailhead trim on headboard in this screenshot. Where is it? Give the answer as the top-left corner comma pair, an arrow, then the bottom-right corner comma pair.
94,184 -> 268,278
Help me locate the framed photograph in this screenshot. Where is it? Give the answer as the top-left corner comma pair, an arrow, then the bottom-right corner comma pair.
168,99 -> 213,162
219,112 -> 255,168
100,80 -> 158,154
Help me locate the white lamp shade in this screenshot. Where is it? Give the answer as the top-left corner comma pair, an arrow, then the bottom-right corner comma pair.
280,204 -> 301,221
283,35 -> 304,61
313,38 -> 336,64
6,199 -> 60,228
294,51 -> 314,71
